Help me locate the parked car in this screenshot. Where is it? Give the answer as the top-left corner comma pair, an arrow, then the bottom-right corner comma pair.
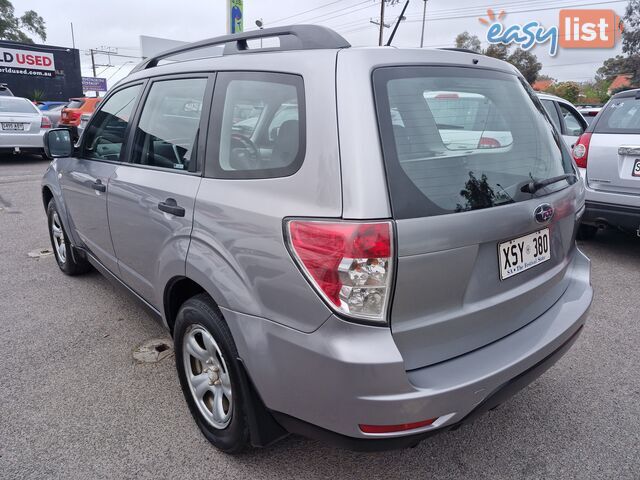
538,93 -> 588,152
572,88 -> 640,238
41,26 -> 592,453
578,106 -> 602,126
0,83 -> 14,96
0,96 -> 50,156
59,97 -> 101,139
37,101 -> 68,111
42,103 -> 67,129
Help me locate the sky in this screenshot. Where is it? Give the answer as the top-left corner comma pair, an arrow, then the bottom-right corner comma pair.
20,0 -> 629,88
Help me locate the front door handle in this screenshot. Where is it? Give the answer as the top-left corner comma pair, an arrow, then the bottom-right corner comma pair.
91,180 -> 106,192
158,198 -> 185,217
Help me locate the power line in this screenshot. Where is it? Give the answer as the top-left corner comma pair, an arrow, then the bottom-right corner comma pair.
280,0 -> 373,26
404,0 -> 626,22
267,0 -> 349,25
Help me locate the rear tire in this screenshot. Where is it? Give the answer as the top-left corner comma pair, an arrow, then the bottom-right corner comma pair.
577,224 -> 598,240
174,294 -> 250,453
47,199 -> 91,275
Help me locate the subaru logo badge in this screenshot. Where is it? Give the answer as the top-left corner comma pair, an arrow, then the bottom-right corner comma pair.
534,204 -> 554,224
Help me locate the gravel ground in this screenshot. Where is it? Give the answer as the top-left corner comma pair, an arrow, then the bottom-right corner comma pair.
1,155 -> 639,480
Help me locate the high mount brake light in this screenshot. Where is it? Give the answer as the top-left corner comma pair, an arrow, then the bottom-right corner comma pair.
286,220 -> 393,323
572,132 -> 592,169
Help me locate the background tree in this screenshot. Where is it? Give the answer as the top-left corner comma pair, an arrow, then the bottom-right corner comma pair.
546,82 -> 581,104
454,31 -> 481,52
0,0 -> 46,43
451,32 -> 542,84
581,80 -> 611,104
483,43 -> 509,61
622,0 -> 640,55
596,54 -> 631,81
506,49 -> 542,84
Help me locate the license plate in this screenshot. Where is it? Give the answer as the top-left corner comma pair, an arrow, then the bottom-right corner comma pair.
499,228 -> 551,280
633,159 -> 640,177
2,122 -> 24,131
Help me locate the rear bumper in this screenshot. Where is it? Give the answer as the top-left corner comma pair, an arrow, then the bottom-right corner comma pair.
583,200 -> 640,232
272,324 -> 583,451
0,131 -> 45,150
223,249 -> 592,446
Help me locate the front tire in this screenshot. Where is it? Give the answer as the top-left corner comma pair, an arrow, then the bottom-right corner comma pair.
47,199 -> 91,275
174,294 -> 250,453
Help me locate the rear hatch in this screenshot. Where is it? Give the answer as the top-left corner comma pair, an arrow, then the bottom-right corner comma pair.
373,65 -> 582,369
0,97 -> 41,133
587,92 -> 640,195
60,99 -> 85,126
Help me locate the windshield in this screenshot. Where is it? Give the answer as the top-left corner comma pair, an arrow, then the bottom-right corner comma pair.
0,97 -> 39,114
373,66 -> 572,219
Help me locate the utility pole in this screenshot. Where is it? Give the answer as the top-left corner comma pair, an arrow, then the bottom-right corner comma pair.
420,0 -> 428,47
378,0 -> 386,46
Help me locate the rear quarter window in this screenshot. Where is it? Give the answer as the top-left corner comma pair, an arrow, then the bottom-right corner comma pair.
594,97 -> 640,134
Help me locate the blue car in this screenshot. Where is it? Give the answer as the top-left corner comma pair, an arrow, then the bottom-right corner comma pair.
37,101 -> 67,111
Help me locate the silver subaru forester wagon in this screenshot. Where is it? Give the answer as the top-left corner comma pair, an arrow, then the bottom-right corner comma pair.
41,26 -> 593,452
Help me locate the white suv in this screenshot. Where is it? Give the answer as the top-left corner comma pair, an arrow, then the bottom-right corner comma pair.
572,88 -> 640,238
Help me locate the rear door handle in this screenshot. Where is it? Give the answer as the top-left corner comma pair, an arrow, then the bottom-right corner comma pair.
158,198 -> 185,217
91,180 -> 106,192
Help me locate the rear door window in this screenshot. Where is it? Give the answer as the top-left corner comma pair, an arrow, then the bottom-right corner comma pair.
373,66 -> 572,219
208,72 -> 305,179
594,96 -> 640,134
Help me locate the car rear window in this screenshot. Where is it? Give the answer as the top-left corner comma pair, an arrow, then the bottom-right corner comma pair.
594,96 -> 640,134
373,66 -> 572,219
67,99 -> 84,109
0,97 -> 39,114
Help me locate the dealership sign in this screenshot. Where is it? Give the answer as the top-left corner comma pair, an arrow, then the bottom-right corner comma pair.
0,47 -> 55,76
82,76 -> 107,92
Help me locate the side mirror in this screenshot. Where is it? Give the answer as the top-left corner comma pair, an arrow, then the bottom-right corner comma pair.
43,128 -> 73,158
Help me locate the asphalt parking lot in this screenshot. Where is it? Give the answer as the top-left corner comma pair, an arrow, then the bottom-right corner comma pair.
1,155 -> 639,480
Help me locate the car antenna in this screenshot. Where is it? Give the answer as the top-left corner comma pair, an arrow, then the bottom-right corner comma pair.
385,0 -> 410,47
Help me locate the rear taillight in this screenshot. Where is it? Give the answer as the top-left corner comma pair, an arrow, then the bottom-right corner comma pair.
40,116 -> 51,129
572,132 -> 592,168
286,220 -> 393,323
478,136 -> 501,149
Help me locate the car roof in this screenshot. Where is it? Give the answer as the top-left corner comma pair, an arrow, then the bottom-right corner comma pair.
120,25 -> 520,87
611,88 -> 640,99
536,92 -> 571,103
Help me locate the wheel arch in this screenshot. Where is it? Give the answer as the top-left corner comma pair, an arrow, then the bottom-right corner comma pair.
42,185 -> 54,211
165,278 -> 289,447
163,276 -> 207,334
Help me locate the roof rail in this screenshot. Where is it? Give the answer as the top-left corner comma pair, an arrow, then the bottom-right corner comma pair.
131,25 -> 351,73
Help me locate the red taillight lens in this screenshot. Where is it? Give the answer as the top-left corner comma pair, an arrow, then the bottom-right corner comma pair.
359,418 -> 437,434
478,136 -> 501,149
572,132 -> 592,168
286,220 -> 393,322
40,116 -> 51,129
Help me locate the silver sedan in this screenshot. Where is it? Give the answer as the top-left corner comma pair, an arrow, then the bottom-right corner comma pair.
0,96 -> 50,156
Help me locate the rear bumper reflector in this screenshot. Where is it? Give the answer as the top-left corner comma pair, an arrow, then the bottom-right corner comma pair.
359,417 -> 437,434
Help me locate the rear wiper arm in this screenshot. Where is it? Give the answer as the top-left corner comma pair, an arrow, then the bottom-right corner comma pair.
520,173 -> 578,194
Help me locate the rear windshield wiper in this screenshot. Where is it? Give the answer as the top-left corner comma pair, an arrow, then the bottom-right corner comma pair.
520,173 -> 578,194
